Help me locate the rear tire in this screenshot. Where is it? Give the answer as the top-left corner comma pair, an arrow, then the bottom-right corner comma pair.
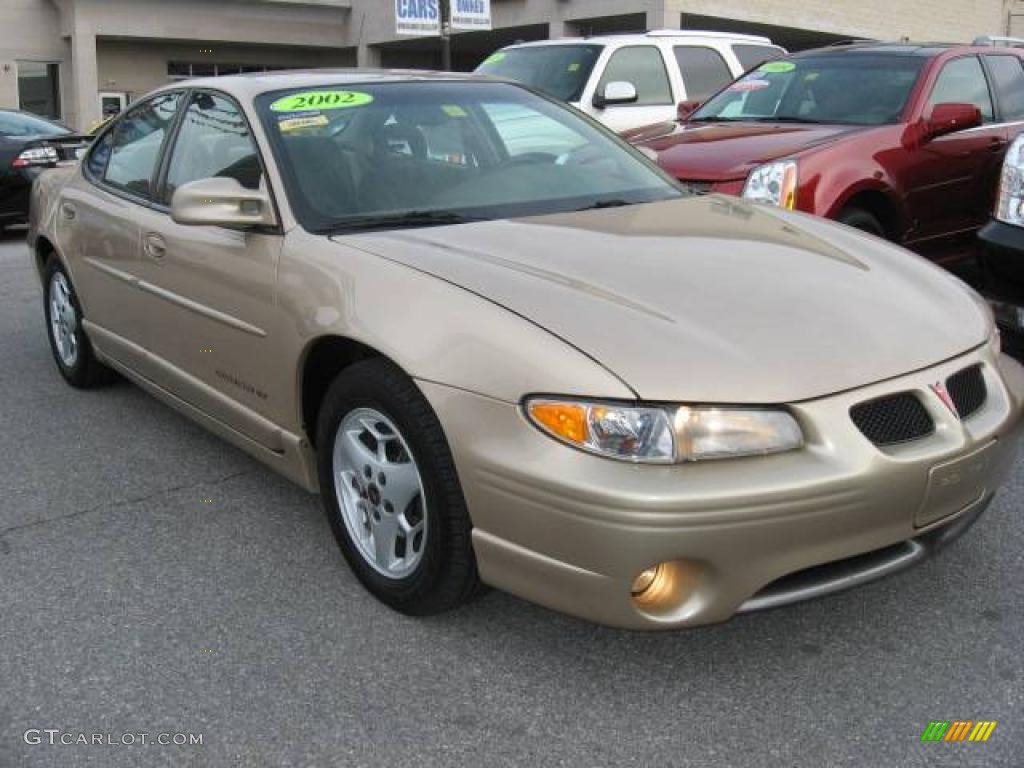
315,358 -> 481,616
838,207 -> 886,239
43,256 -> 115,388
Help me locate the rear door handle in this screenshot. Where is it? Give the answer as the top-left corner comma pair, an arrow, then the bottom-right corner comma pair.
143,233 -> 166,259
989,137 -> 1008,152
59,202 -> 76,221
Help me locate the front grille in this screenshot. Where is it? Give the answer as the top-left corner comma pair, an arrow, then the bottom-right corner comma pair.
850,393 -> 934,446
946,364 -> 987,420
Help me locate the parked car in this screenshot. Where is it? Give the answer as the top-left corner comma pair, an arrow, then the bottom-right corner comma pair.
625,41 -> 1024,267
0,109 -> 90,232
979,131 -> 1024,342
29,72 -> 1024,630
475,30 -> 784,132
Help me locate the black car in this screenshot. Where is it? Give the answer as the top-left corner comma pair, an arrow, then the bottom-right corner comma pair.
0,110 -> 90,232
979,132 -> 1024,354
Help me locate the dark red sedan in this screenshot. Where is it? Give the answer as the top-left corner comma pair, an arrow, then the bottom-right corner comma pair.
626,42 -> 1024,266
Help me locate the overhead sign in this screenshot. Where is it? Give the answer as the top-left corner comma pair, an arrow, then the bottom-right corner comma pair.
451,0 -> 492,31
395,0 -> 492,35
395,0 -> 440,36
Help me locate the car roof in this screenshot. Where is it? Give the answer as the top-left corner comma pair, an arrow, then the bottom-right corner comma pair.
505,30 -> 776,49
791,41 -> 1024,58
152,68 -> 487,101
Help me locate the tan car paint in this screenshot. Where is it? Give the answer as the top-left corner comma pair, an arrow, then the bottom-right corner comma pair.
27,72 -> 1024,629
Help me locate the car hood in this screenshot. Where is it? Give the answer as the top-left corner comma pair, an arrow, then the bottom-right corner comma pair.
629,121 -> 868,181
339,197 -> 989,403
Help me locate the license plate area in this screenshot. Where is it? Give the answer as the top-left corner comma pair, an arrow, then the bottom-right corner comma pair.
916,441 -> 995,528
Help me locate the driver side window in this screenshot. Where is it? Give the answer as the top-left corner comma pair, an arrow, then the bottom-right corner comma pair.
164,91 -> 262,202
927,56 -> 994,123
597,46 -> 672,106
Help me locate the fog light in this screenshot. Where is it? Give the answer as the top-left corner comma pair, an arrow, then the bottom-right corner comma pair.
631,565 -> 664,596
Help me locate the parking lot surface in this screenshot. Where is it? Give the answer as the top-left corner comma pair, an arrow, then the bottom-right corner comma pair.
0,230 -> 1021,767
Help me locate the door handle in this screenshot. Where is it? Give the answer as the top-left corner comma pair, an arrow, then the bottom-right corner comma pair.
989,137 -> 1008,153
59,202 -> 76,221
143,233 -> 166,259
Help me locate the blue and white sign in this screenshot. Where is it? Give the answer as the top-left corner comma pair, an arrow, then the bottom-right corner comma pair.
395,0 -> 440,36
451,0 -> 492,31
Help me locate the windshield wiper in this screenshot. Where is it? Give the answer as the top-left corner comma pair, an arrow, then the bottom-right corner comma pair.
575,199 -> 634,212
322,210 -> 486,234
747,116 -> 835,124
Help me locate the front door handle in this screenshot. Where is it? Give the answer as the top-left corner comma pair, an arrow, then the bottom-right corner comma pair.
143,233 -> 166,259
59,202 -> 76,221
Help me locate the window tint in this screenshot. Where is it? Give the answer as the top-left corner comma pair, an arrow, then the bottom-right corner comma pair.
85,130 -> 113,178
598,46 -> 672,106
104,93 -> 182,198
984,55 -> 1024,120
673,46 -> 733,103
928,56 -> 994,122
165,92 -> 261,201
732,44 -> 784,71
475,45 -> 603,102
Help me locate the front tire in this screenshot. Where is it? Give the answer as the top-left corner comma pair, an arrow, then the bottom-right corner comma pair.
43,256 -> 114,388
315,359 -> 481,615
837,207 -> 886,239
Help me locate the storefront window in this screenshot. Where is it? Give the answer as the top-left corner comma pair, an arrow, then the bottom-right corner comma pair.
18,61 -> 60,119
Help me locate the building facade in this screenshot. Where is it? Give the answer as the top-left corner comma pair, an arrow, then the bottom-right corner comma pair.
0,0 -> 1019,131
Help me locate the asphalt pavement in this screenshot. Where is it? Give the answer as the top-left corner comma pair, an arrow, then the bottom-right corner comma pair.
0,229 -> 1021,767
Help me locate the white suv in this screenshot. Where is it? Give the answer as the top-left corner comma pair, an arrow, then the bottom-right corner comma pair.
475,30 -> 785,132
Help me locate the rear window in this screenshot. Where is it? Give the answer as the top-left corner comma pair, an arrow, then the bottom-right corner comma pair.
0,110 -> 69,137
732,44 -> 785,71
475,45 -> 602,102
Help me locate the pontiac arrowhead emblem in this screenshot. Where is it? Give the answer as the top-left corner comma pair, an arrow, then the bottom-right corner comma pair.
930,382 -> 959,419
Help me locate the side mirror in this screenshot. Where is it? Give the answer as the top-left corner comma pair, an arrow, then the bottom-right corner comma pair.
593,81 -> 638,109
677,99 -> 701,121
170,177 -> 277,228
925,102 -> 982,140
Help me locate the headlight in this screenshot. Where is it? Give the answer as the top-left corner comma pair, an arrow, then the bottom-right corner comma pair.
996,134 -> 1024,225
742,160 -> 798,209
525,398 -> 803,463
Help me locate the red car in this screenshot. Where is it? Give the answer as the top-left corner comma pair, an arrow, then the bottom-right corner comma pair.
626,41 -> 1024,266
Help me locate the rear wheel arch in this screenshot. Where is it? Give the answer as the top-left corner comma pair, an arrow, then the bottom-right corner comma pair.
34,235 -> 59,286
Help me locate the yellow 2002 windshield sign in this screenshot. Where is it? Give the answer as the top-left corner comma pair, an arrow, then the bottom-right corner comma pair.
271,90 -> 373,113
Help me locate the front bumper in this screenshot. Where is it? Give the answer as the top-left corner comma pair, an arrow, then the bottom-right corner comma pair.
420,344 -> 1024,630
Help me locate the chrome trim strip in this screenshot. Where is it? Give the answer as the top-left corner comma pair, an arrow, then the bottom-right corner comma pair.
83,257 -> 139,286
136,280 -> 267,338
738,494 -> 991,613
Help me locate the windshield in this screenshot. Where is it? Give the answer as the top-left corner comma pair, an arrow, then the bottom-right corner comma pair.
257,81 -> 683,234
692,54 -> 926,126
475,45 -> 602,102
0,110 -> 70,137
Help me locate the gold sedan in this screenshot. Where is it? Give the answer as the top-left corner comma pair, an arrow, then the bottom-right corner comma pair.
28,72 -> 1024,629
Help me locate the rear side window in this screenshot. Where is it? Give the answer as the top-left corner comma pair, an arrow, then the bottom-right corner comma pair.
673,46 -> 733,103
598,46 -> 672,106
164,91 -> 261,202
927,56 -> 994,123
984,55 -> 1024,120
103,92 -> 182,199
732,44 -> 784,71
